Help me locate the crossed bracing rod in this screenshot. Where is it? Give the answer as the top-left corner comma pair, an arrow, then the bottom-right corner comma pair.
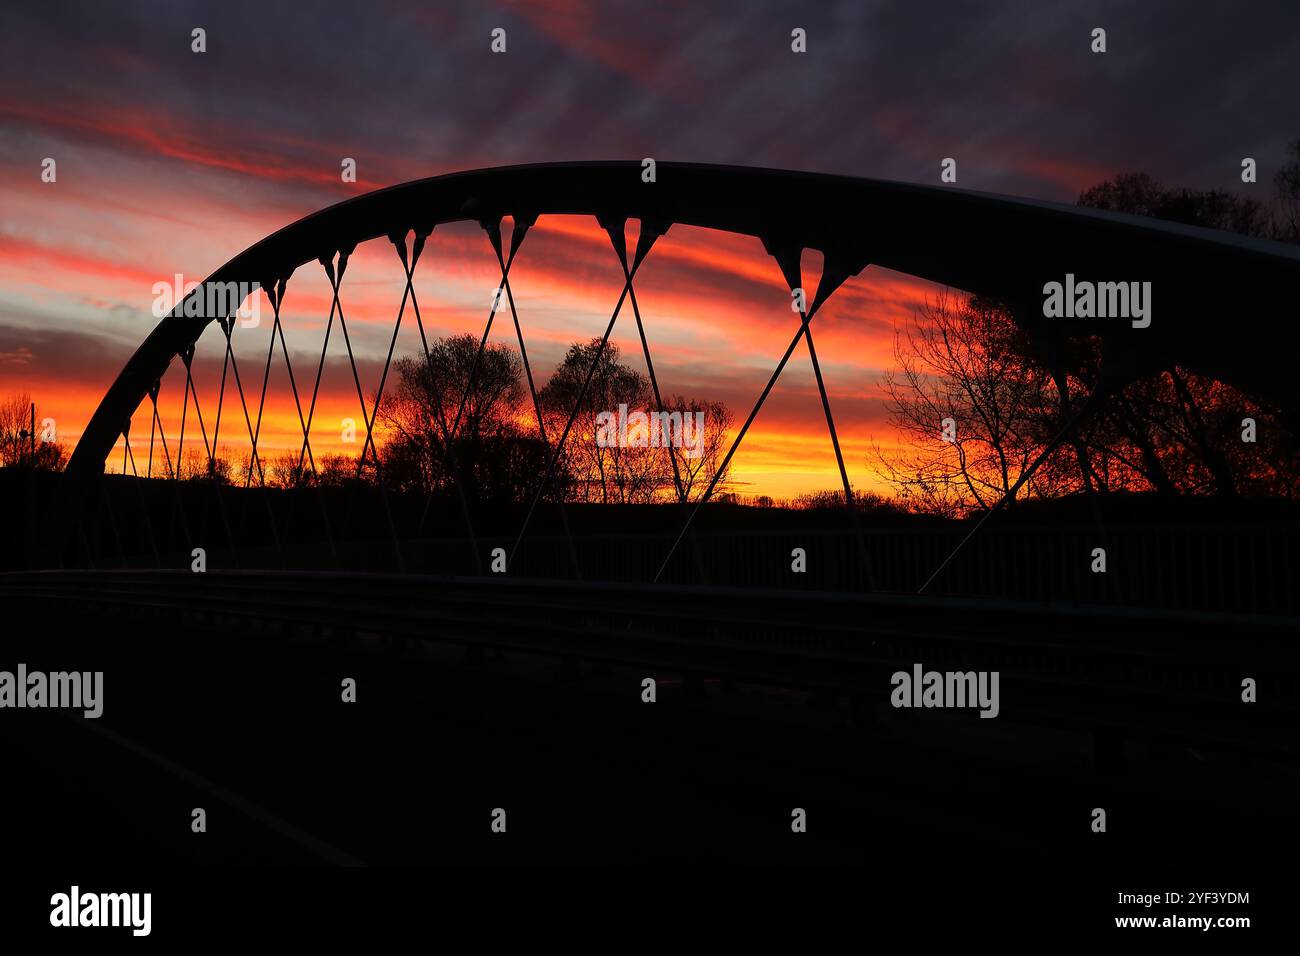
646,236 -> 875,587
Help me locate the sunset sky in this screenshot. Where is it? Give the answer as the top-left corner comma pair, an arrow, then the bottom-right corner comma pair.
2,0 -> 1298,499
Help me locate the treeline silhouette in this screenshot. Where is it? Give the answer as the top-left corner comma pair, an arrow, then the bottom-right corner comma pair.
872,149 -> 1300,516
0,392 -> 66,472
141,334 -> 738,508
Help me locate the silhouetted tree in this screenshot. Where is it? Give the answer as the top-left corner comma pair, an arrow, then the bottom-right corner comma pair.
661,394 -> 734,503
538,340 -> 655,503
1078,172 -> 1269,236
1275,139 -> 1300,243
1074,172 -> 1300,497
872,293 -> 1073,515
872,158 -> 1300,515
267,451 -> 362,488
377,334 -> 538,500
0,392 -> 67,471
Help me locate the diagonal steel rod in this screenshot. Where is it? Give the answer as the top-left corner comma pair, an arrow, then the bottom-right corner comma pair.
415,237 -> 524,538
150,374 -> 194,552
296,286 -> 338,476
177,359 -> 192,478
211,326 -> 230,457
509,263 -> 641,567
266,280 -> 338,559
123,437 -> 161,567
398,236 -> 482,570
149,396 -> 172,478
355,245 -> 414,476
182,354 -> 238,562
184,362 -> 213,466
225,298 -> 282,554
802,319 -> 875,589
272,297 -> 318,477
652,311 -> 815,584
218,331 -> 266,487
247,292 -> 281,488
490,226 -> 582,578
327,257 -> 406,572
916,387 -> 1103,594
147,395 -> 157,479
620,263 -> 710,584
285,288 -> 340,561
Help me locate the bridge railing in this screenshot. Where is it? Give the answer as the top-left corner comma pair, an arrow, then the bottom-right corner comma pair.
2,567 -> 1295,763
24,462 -> 1296,615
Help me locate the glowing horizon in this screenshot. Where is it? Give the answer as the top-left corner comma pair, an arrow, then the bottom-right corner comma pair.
9,2 -> 1286,500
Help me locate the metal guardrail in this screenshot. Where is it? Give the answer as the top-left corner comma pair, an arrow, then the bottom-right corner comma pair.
37,469 -> 1300,614
3,569 -> 1295,761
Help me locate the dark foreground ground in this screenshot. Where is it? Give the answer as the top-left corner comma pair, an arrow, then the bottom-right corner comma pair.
0,584 -> 1293,943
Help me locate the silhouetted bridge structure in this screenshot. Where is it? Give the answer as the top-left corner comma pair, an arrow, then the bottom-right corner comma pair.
8,162 -> 1300,776
49,161 -> 1300,576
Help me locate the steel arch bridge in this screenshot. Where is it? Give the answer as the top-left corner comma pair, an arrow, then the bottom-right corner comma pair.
54,160 -> 1300,583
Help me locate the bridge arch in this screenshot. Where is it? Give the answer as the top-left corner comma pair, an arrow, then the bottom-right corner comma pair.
57,161 -> 1300,568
